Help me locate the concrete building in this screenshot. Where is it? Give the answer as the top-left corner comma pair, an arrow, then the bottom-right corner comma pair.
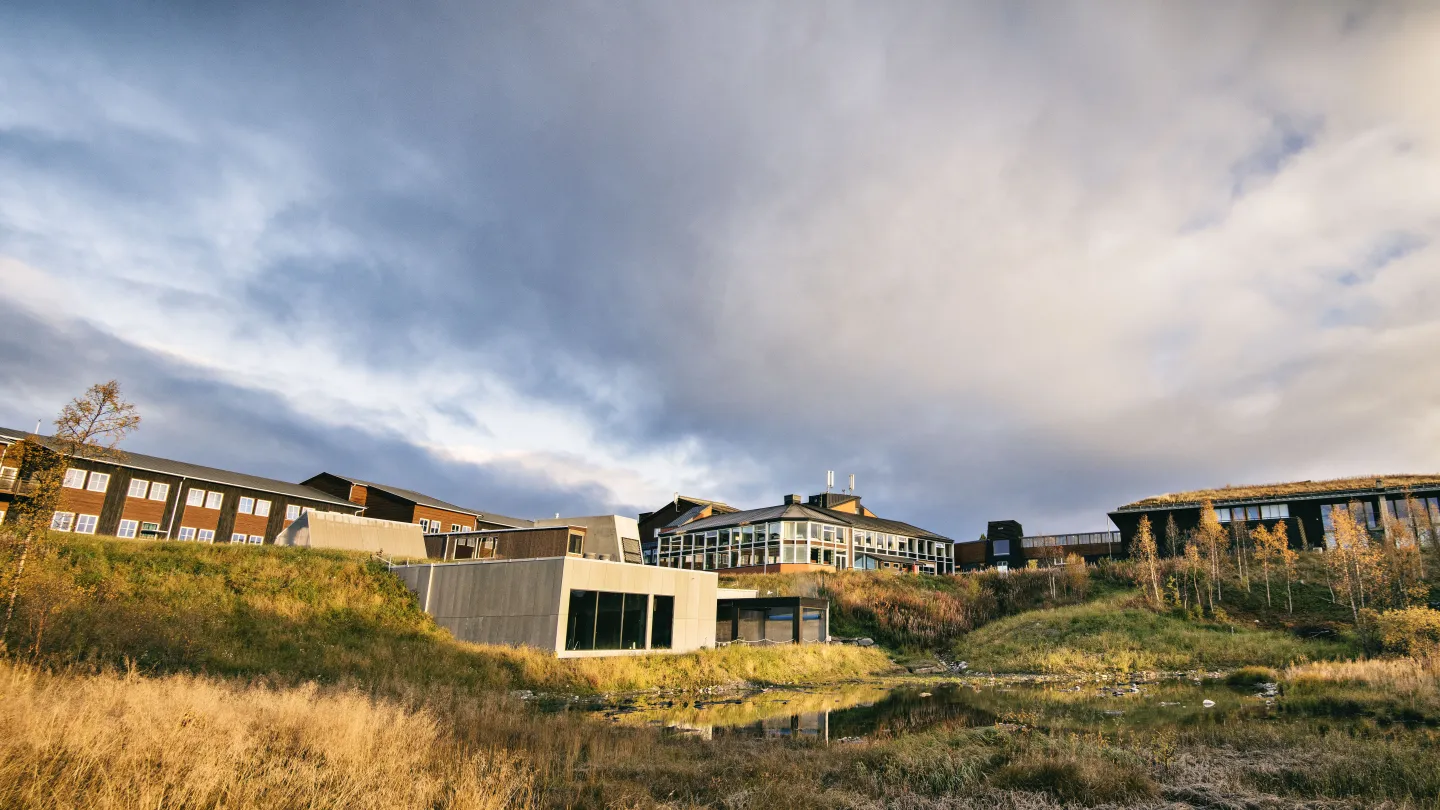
533,514 -> 643,563
390,555 -> 718,656
275,510 -> 428,558
651,490 -> 954,575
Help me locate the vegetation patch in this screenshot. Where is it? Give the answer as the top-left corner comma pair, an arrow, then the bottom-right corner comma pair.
6,537 -> 895,695
953,593 -> 1354,673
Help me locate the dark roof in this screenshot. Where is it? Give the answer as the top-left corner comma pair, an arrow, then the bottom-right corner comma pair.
0,427 -> 357,508
659,500 -> 951,542
323,473 -> 533,528
1115,474 -> 1440,512
677,495 -> 739,513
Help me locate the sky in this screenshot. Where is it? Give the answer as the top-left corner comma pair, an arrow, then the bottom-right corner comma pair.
2,1 -> 1439,539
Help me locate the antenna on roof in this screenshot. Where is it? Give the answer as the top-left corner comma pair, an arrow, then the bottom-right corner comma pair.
33,419 -> 41,434
826,470 -> 834,493
848,474 -> 855,494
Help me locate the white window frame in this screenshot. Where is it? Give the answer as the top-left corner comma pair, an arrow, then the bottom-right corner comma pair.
178,527 -> 197,541
149,482 -> 170,501
197,529 -> 215,543
249,535 -> 264,545
74,514 -> 99,534
128,479 -> 150,498
285,504 -> 301,521
86,473 -> 110,493
117,519 -> 139,539
451,523 -> 462,532
51,512 -> 75,531
205,491 -> 223,510
254,500 -> 271,517
230,532 -> 248,544
237,497 -> 255,515
187,488 -> 206,507
63,468 -> 87,489
418,518 -> 431,532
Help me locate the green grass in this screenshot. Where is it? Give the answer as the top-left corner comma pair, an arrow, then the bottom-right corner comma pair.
953,592 -> 1357,673
6,536 -> 895,694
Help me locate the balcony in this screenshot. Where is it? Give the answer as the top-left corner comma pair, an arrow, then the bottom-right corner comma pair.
0,471 -> 39,496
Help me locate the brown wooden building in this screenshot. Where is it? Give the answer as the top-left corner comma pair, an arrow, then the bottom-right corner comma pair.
301,473 -> 533,537
638,495 -> 739,565
0,427 -> 359,543
425,525 -> 590,561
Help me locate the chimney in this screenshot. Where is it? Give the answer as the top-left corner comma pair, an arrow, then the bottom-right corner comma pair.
784,494 -> 803,505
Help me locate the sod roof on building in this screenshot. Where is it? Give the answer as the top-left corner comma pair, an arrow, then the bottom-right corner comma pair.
1118,474 -> 1440,511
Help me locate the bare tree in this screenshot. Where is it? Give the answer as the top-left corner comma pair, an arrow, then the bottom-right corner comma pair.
1134,516 -> 1162,608
1164,514 -> 1180,560
1,381 -> 139,647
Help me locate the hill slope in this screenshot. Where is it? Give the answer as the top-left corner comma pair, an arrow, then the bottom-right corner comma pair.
8,537 -> 892,694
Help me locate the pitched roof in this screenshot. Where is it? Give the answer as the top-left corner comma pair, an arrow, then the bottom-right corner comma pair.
323,473 -> 533,528
1116,474 -> 1440,511
658,500 -> 951,542
0,427 -> 357,508
677,495 -> 739,513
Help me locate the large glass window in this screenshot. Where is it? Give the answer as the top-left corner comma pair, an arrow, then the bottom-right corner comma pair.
993,539 -> 1011,556
651,595 -> 674,649
566,591 -> 598,651
765,607 -> 794,643
568,590 -> 660,651
802,608 -> 824,642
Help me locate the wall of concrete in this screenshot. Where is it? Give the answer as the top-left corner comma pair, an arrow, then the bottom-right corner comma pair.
390,556 -> 717,656
533,515 -> 639,561
277,510 -> 428,558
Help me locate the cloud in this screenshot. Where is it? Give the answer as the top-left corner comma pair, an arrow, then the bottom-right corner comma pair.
2,1 -> 1440,538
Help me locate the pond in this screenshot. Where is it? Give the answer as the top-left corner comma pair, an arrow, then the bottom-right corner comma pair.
557,676 -> 1280,742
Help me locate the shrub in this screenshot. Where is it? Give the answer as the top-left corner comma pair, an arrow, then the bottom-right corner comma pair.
990,751 -> 1158,806
1372,607 -> 1440,656
1226,666 -> 1279,687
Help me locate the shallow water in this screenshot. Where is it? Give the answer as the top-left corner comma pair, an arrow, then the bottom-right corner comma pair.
566,677 -> 1278,742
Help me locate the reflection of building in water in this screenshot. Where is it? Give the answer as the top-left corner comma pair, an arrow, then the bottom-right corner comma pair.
715,711 -> 829,742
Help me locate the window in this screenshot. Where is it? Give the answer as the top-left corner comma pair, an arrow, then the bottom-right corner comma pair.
178,527 -> 196,541
568,534 -> 584,554
75,514 -> 98,534
418,518 -> 430,532
1245,506 -> 1260,521
992,539 -> 1010,556
254,500 -> 271,517
148,482 -> 169,501
451,523 -> 462,532
566,590 -> 656,651
231,533 -> 248,544
140,522 -> 161,537
117,519 -> 139,539
285,504 -> 301,521
1215,508 -> 1232,522
51,512 -> 75,531
63,468 -> 87,489
237,497 -> 255,515
187,488 -> 206,507
205,491 -> 223,510
0,465 -> 17,483
1260,504 -> 1290,520
249,535 -> 264,545
197,529 -> 215,543
128,479 -> 150,498
86,473 -> 110,493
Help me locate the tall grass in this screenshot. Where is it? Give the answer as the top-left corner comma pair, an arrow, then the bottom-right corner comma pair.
954,593 -> 1355,673
7,537 -> 894,694
0,662 -> 534,810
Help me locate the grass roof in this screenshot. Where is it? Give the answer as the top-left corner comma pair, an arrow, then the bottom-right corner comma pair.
1119,474 -> 1440,510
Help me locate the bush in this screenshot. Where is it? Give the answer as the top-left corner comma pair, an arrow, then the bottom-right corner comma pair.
990,751 -> 1158,806
1372,607 -> 1440,656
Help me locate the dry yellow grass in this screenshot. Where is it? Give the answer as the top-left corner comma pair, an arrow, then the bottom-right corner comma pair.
0,662 -> 534,810
1120,474 -> 1440,509
1284,655 -> 1440,695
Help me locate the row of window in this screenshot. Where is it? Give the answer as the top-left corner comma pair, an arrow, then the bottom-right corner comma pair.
125,478 -> 171,501
1021,531 -> 1121,549
176,528 -> 216,542
1217,504 -> 1290,522
564,590 -> 674,651
50,512 -> 98,533
63,469 -> 111,492
418,518 -> 467,533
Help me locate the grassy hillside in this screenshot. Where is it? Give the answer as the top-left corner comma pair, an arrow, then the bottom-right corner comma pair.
723,565 -> 1112,650
954,592 -> 1358,673
5,537 -> 894,694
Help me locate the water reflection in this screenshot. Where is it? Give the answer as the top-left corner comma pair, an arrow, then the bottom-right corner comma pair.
590,678 -> 1268,743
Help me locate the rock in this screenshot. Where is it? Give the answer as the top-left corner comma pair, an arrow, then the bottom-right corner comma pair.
857,638 -> 876,647
1103,710 -> 1124,716
918,692 -> 932,698
1202,699 -> 1216,708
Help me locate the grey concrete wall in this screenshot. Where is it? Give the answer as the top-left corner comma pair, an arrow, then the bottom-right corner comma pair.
277,511 -> 428,558
390,555 -> 717,656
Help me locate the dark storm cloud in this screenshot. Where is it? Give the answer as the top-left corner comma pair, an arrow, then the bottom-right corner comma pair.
3,1 -> 1439,539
